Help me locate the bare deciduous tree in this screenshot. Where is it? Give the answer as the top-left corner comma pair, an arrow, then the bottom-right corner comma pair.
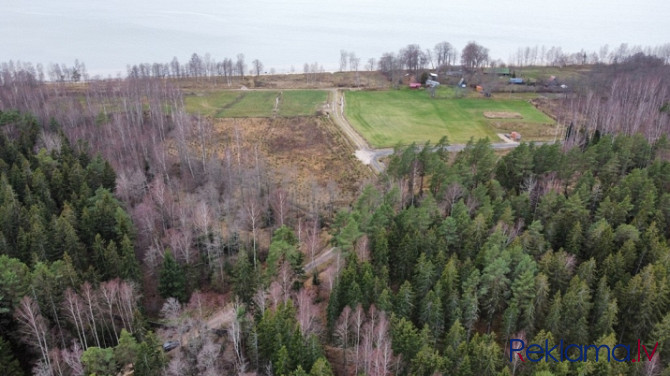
335,306 -> 352,373
235,54 -> 246,78
61,342 -> 84,376
296,288 -> 318,336
252,59 -> 263,77
435,41 -> 455,68
15,296 -> 52,372
461,41 -> 489,70
270,188 -> 290,227
340,50 -> 348,72
166,354 -> 189,376
229,300 -> 247,374
353,304 -> 364,375
197,336 -> 221,376
305,219 -> 321,266
241,194 -> 263,270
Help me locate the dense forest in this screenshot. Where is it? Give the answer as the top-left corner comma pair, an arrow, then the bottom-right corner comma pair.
1,54 -> 670,376
325,135 -> 670,375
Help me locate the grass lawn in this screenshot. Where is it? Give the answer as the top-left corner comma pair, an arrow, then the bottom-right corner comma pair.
221,91 -> 276,117
345,88 -> 556,147
184,91 -> 241,117
279,90 -> 327,117
184,90 -> 327,118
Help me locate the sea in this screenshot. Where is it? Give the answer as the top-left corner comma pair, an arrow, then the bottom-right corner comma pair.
1,0 -> 668,77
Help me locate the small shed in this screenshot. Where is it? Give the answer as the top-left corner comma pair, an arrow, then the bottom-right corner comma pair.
510,131 -> 522,141
509,78 -> 524,85
409,82 -> 422,89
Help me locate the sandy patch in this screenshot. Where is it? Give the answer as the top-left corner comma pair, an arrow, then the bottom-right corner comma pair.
355,149 -> 374,165
483,111 -> 523,119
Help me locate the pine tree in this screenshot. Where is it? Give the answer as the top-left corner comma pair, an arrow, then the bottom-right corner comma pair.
591,277 -> 617,339
158,250 -> 187,302
390,317 -> 421,372
480,253 -> 511,330
410,344 -> 444,376
233,250 -> 255,304
413,253 -> 435,299
274,345 -> 291,376
114,329 -> 138,367
561,277 -> 592,344
134,331 -> 166,376
0,336 -> 23,376
102,240 -> 120,279
419,289 -> 444,338
394,281 -> 415,319
81,346 -> 118,376
309,357 -> 334,376
119,235 -> 140,281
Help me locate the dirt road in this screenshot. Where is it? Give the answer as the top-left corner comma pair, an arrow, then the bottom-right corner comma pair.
304,247 -> 339,273
327,89 -> 389,173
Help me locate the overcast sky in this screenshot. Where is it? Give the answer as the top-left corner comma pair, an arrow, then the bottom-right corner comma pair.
1,0 -> 669,76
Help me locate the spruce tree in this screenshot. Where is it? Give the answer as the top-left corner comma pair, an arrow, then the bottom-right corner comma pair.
158,250 -> 187,302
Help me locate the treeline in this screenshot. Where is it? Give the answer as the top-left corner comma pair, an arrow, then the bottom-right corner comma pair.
559,55 -> 670,148
0,112 -> 165,375
512,43 -> 670,68
324,135 -> 670,375
376,42 -> 670,84
126,52 -> 253,83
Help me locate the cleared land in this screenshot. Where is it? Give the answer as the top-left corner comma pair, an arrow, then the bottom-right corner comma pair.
209,117 -> 369,197
279,90 -> 328,116
184,90 -> 327,118
345,89 -> 556,147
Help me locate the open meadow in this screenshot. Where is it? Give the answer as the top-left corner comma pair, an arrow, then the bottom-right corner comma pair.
184,90 -> 327,118
345,88 -> 557,147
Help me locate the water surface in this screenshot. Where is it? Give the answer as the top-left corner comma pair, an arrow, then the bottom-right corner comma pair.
1,0 -> 668,76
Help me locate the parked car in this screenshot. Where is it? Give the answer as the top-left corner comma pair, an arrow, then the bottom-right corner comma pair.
162,341 -> 180,352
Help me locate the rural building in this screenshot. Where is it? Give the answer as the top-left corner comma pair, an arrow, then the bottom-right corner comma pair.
509,78 -> 525,84
409,82 -> 422,89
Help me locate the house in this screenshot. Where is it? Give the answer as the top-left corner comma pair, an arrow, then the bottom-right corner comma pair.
509,78 -> 525,84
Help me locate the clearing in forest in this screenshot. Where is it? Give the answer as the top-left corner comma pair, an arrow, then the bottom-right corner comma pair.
344,89 -> 556,147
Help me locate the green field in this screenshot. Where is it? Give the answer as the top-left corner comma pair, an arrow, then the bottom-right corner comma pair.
184,91 -> 241,117
222,91 -> 276,117
345,89 -> 556,147
279,90 -> 328,117
184,90 -> 327,118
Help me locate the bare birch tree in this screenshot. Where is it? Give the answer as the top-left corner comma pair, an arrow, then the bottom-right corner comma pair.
15,296 -> 52,373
